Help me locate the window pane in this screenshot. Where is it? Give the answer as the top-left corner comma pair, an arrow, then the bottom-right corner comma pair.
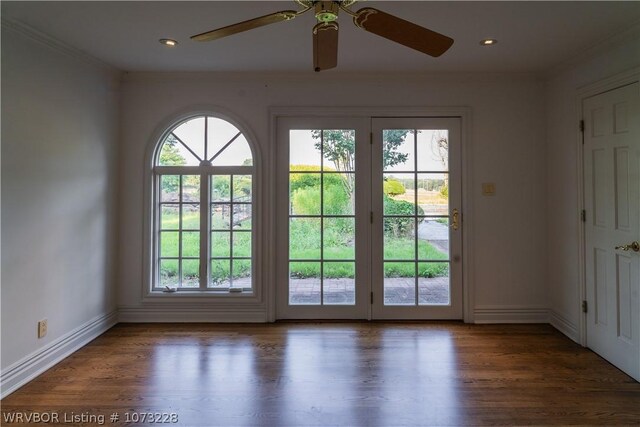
289,262 -> 321,305
383,129 -> 414,172
211,232 -> 230,257
160,232 -> 179,257
160,259 -> 179,287
417,129 -> 449,171
158,136 -> 197,166
210,259 -> 230,288
232,260 -> 251,286
384,173 -> 415,215
417,173 -> 448,216
384,262 -> 416,305
182,175 -> 200,202
290,130 -> 321,170
160,176 -> 180,202
159,134 -> 200,166
211,175 -> 231,202
290,218 -> 321,259
233,231 -> 251,257
232,204 -> 252,229
212,204 -> 231,229
233,175 -> 252,202
323,217 -> 355,260
384,218 -> 416,260
417,130 -> 448,171
182,232 -> 199,257
181,259 -> 200,288
160,205 -> 179,230
290,173 -> 321,215
173,117 -> 205,161
212,135 -> 253,166
323,173 -> 354,215
418,262 -> 450,305
323,262 -> 355,305
321,130 -> 355,172
207,117 -> 242,160
181,204 -> 200,230
418,219 -> 449,259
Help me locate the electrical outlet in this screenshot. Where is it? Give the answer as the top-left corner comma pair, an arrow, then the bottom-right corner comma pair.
37,319 -> 48,338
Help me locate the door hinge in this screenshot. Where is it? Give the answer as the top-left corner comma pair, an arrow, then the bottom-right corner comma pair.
370,211 -> 373,224
579,120 -> 585,132
371,292 -> 374,304
581,210 -> 586,222
369,132 -> 373,145
582,300 -> 588,313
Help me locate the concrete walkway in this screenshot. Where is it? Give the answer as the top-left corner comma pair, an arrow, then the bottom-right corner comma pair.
418,218 -> 449,254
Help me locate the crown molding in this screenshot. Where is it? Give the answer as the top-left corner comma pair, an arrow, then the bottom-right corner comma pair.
1,17 -> 121,75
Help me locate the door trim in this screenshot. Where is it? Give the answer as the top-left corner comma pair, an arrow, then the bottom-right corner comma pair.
267,107 -> 473,322
577,66 -> 640,346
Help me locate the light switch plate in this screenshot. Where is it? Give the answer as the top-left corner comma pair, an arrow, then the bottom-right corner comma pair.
482,183 -> 496,196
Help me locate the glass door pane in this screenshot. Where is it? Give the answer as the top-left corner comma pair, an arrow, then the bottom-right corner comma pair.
382,129 -> 451,306
372,117 -> 462,320
288,130 -> 356,306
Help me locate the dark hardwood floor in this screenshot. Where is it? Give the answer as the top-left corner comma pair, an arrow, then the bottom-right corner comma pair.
2,323 -> 639,426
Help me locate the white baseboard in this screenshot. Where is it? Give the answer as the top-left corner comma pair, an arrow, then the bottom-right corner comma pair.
1,310 -> 117,399
549,309 -> 580,343
118,306 -> 267,322
473,306 -> 549,323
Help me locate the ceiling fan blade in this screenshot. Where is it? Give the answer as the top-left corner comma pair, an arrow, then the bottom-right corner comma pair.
313,22 -> 339,72
191,10 -> 298,42
353,8 -> 453,57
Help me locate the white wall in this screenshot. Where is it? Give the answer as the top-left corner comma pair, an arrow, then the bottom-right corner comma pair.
1,26 -> 120,392
545,31 -> 640,341
118,71 -> 547,322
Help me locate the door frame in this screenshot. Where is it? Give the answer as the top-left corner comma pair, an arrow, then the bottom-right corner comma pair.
577,67 -> 640,346
267,107 -> 473,322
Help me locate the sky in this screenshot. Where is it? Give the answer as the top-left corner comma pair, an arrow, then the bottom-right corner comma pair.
289,129 -> 449,178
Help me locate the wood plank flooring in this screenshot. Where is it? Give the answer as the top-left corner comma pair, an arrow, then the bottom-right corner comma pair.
2,323 -> 639,426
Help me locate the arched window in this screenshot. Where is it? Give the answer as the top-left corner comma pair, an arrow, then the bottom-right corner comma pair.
152,115 -> 254,293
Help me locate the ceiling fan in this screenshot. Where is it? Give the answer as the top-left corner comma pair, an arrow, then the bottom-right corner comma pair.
191,0 -> 454,72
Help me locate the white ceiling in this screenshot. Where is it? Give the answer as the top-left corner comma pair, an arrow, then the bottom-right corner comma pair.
3,1 -> 640,74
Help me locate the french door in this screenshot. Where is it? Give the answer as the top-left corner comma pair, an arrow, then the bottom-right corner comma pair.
276,116 -> 462,319
371,118 -> 462,319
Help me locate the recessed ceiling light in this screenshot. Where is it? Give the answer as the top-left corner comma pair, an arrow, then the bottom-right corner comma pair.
159,38 -> 178,47
480,38 -> 498,46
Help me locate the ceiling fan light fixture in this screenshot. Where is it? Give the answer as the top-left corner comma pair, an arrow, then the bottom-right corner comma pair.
315,1 -> 339,22
480,38 -> 497,46
159,38 -> 178,47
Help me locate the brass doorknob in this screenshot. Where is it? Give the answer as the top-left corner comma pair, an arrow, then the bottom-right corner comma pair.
615,241 -> 640,252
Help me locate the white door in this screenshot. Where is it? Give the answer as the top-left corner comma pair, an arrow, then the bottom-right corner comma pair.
276,115 -> 463,320
276,117 -> 371,319
371,118 -> 463,319
583,82 -> 640,381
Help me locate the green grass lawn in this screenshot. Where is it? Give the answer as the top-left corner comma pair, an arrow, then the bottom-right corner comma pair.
159,211 -> 449,284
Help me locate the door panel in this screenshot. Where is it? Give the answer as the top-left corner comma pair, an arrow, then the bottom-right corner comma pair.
277,118 -> 370,319
371,118 -> 463,319
584,82 -> 640,381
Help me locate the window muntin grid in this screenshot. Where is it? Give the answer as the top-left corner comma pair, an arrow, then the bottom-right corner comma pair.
288,129 -> 356,306
152,115 -> 254,293
382,129 -> 451,306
